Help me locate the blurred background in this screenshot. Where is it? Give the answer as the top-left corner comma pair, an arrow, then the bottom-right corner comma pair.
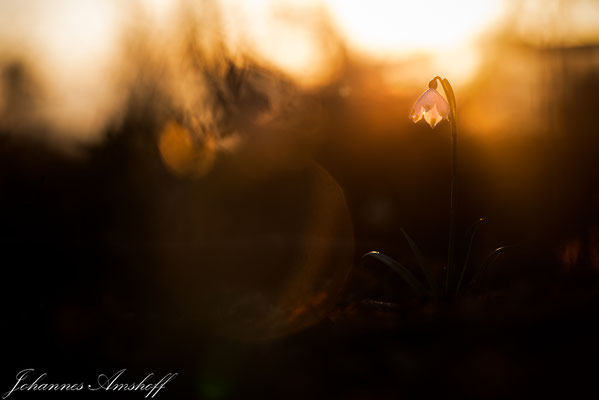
1,0 -> 599,398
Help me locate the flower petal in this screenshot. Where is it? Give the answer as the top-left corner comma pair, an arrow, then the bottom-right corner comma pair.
410,87 -> 450,128
423,104 -> 443,128
409,104 -> 424,122
435,96 -> 450,119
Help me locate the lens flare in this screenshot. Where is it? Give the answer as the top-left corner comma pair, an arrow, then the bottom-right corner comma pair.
158,121 -> 217,178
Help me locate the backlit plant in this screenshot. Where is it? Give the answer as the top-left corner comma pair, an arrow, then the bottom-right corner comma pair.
363,76 -> 506,299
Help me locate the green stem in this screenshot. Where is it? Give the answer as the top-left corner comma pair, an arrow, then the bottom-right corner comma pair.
447,116 -> 457,294
434,77 -> 457,295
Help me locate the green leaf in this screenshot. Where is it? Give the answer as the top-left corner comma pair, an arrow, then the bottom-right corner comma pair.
471,246 -> 510,284
400,228 -> 438,295
362,251 -> 429,297
455,218 -> 485,293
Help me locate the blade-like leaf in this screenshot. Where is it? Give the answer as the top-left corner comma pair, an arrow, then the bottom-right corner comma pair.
471,246 -> 510,284
400,228 -> 438,295
455,218 -> 486,293
362,251 -> 429,297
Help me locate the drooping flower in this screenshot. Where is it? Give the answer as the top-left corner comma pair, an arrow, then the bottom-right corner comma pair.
409,88 -> 450,128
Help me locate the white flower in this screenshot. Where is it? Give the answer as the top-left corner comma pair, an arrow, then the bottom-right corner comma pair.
409,88 -> 450,128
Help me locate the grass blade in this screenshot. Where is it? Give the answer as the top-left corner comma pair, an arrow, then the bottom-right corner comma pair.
455,218 -> 485,293
471,246 -> 510,284
400,228 -> 438,295
362,251 -> 429,297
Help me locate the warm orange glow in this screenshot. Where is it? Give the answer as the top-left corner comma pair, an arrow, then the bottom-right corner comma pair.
158,121 -> 216,178
326,0 -> 505,88
219,0 -> 342,88
217,0 -> 505,88
325,0 -> 504,56
2,0 -> 599,144
0,0 -> 123,142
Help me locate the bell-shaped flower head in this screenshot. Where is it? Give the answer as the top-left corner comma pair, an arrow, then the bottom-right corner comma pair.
409,88 -> 450,128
